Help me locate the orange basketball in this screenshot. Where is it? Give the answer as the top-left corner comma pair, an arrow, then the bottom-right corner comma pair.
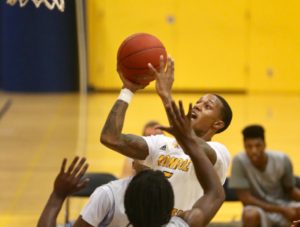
117,33 -> 167,85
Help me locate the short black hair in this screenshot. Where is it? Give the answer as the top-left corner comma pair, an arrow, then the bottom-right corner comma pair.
214,94 -> 233,133
242,124 -> 265,141
124,170 -> 174,227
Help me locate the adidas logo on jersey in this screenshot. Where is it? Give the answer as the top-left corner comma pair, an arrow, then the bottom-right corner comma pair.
160,145 -> 167,151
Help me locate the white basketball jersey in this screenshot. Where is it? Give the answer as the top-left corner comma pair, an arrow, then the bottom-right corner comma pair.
106,177 -> 131,226
143,135 -> 230,214
80,177 -> 132,227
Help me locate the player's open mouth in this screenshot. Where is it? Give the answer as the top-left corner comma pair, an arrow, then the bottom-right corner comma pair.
191,111 -> 198,119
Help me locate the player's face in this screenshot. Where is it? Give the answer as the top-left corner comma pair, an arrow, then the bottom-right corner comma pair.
244,138 -> 266,166
191,94 -> 223,136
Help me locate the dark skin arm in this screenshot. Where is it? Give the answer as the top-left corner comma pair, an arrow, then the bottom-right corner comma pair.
160,101 -> 225,227
37,157 -> 89,227
100,70 -> 150,160
100,100 -> 149,160
149,56 -> 216,164
236,189 -> 298,221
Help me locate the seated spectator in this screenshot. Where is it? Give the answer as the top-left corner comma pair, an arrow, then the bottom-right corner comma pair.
229,124 -> 300,227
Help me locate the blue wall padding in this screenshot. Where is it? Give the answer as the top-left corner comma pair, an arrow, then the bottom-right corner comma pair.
0,1 -> 78,92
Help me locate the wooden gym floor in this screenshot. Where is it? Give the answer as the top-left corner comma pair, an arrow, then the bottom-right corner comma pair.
0,91 -> 300,227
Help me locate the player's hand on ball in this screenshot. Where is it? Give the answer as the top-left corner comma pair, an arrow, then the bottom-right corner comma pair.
118,68 -> 148,93
148,55 -> 174,99
117,33 -> 167,86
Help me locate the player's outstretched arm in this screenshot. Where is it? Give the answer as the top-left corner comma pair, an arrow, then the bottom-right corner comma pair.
159,101 -> 225,226
148,55 -> 174,111
37,157 -> 89,227
100,70 -> 149,160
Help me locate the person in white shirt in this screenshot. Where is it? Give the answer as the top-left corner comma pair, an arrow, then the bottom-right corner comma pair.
101,56 -> 232,214
78,161 -> 147,227
37,100 -> 225,227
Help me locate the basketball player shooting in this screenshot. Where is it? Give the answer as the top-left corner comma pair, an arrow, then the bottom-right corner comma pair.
101,54 -> 233,214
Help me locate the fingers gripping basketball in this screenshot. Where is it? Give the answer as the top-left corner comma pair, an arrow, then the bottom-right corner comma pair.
117,33 -> 167,85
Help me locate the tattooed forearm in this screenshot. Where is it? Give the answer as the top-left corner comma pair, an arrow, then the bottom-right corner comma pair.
120,134 -> 149,159
101,100 -> 128,141
100,100 -> 149,159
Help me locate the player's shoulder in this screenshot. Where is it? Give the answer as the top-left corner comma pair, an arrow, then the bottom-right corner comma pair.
143,134 -> 176,150
92,177 -> 132,196
143,134 -> 175,142
207,141 -> 228,151
107,176 -> 132,190
207,141 -> 231,160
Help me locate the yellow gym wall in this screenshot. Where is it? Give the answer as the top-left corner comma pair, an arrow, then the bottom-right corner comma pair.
87,0 -> 300,93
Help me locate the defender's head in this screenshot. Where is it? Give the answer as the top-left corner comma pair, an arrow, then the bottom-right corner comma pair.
124,170 -> 174,227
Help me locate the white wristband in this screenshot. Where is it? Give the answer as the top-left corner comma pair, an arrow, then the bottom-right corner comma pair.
117,88 -> 134,104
